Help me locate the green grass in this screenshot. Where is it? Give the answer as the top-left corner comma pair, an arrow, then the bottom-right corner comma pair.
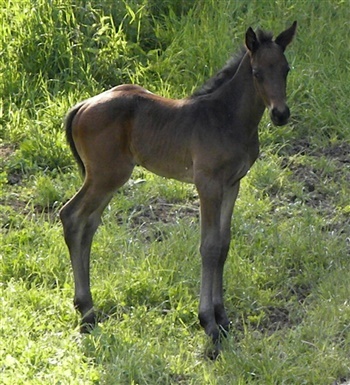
1,0 -> 350,384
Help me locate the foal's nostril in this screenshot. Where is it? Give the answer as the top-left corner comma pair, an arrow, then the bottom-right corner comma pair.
272,106 -> 290,119
271,106 -> 290,125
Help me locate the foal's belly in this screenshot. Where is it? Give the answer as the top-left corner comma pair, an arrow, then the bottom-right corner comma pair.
130,134 -> 195,183
138,157 -> 194,184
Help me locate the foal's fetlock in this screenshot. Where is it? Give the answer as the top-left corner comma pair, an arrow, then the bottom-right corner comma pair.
199,313 -> 220,342
200,319 -> 220,345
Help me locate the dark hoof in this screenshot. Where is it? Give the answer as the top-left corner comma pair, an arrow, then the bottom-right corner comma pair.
80,312 -> 96,333
202,328 -> 223,360
80,321 -> 95,334
204,341 -> 222,361
204,322 -> 232,359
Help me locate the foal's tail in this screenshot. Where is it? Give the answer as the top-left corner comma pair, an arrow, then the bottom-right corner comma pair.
65,102 -> 86,177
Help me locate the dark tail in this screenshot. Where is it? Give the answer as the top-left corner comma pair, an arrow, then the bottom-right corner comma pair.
65,101 -> 86,177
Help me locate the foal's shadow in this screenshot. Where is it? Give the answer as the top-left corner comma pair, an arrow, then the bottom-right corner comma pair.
80,302 -> 233,364
78,313 -> 207,383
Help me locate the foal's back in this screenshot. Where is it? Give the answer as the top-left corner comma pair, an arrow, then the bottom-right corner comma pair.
73,84 -> 200,183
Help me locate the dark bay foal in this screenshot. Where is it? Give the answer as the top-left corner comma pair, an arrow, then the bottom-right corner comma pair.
60,22 -> 297,354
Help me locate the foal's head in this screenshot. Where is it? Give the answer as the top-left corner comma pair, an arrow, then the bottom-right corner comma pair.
245,22 -> 297,126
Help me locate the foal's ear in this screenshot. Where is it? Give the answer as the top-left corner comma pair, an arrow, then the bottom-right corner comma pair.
275,21 -> 297,51
245,27 -> 259,54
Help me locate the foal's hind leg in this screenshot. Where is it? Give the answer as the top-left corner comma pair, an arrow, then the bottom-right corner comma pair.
60,165 -> 134,331
60,182 -> 114,331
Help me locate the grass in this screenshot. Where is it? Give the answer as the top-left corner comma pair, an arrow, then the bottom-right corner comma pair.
1,0 -> 350,384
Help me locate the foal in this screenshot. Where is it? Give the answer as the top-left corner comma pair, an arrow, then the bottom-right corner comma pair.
60,22 -> 297,351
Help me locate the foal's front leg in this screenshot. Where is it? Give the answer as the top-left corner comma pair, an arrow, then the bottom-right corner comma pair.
213,182 -> 240,332
196,180 -> 223,346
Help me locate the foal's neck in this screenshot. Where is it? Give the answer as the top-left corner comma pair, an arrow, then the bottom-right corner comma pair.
216,52 -> 266,127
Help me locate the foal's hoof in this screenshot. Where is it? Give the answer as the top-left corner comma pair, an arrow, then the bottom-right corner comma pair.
206,345 -> 222,360
80,322 -> 95,334
204,322 -> 232,359
203,329 -> 223,360
204,338 -> 223,361
80,313 -> 96,334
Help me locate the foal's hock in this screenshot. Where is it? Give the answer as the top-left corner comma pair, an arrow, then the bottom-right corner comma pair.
60,22 -> 297,353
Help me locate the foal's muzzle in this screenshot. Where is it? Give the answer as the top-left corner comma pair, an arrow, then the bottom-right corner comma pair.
270,106 -> 290,126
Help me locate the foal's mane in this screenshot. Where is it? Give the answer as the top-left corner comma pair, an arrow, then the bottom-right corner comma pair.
190,29 -> 273,99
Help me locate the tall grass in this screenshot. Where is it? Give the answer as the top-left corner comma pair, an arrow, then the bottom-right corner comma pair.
1,1 -> 350,384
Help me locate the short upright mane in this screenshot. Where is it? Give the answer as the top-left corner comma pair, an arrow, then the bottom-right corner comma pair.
190,29 -> 274,99
256,29 -> 273,44
190,47 -> 247,99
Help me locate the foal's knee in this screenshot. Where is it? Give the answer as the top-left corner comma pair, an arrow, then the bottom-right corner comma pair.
200,242 -> 221,262
59,204 -> 80,245
59,202 -> 72,228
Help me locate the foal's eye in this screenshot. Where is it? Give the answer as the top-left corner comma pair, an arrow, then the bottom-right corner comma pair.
252,69 -> 262,80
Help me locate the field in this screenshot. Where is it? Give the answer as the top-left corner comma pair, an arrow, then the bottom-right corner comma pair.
1,1 -> 350,384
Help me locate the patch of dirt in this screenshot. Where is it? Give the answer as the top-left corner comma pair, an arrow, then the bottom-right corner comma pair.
277,139 -> 350,233
0,143 -> 22,185
120,197 -> 199,226
116,196 -> 199,241
263,305 -> 297,332
283,139 -> 350,160
0,142 -> 59,227
0,143 -> 15,159
231,305 -> 296,338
